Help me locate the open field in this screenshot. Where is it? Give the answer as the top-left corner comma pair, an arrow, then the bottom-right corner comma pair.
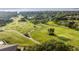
0,10 -> 79,50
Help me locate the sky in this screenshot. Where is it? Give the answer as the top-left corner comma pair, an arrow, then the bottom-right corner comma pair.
0,8 -> 79,12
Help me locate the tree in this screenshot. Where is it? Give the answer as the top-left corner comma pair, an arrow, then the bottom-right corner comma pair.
24,16 -> 27,19
25,39 -> 76,51
48,28 -> 55,35
68,21 -> 78,29
18,18 -> 26,22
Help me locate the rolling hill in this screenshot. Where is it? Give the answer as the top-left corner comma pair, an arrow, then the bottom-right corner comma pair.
0,15 -> 79,49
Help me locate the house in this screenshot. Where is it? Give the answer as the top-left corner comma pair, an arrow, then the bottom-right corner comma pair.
0,40 -> 18,51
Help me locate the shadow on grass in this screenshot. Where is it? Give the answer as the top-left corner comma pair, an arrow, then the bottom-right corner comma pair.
54,34 -> 71,42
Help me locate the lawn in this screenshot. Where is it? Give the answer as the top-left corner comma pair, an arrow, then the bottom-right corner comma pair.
30,23 -> 79,47
1,16 -> 79,47
0,30 -> 36,46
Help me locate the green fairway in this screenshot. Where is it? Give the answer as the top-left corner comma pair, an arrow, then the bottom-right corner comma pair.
5,17 -> 34,34
1,16 -> 79,49
0,17 -> 37,46
30,23 -> 79,47
0,30 -> 37,46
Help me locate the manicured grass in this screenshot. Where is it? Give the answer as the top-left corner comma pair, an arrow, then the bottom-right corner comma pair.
0,17 -> 36,46
31,23 -> 79,47
5,17 -> 34,34
0,30 -> 36,46
1,16 -> 79,47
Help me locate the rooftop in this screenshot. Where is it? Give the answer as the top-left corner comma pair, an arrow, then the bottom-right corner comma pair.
0,44 -> 17,49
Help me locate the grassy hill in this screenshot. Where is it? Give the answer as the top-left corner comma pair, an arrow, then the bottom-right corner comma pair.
1,16 -> 79,49
5,17 -> 34,34
0,30 -> 36,46
0,16 -> 37,46
30,23 -> 79,47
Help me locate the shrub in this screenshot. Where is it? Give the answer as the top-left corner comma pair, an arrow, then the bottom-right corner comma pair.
25,39 -> 76,51
48,28 -> 55,35
18,18 -> 26,22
